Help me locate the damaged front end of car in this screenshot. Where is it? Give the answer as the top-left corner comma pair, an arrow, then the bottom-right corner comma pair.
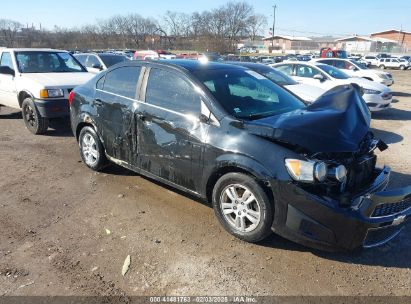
245,85 -> 411,251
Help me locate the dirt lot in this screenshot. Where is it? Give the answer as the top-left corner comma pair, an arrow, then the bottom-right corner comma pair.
0,70 -> 410,298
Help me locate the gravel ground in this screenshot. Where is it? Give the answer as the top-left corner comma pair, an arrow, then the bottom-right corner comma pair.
0,69 -> 410,297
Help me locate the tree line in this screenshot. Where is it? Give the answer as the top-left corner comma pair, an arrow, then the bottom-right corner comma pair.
0,1 -> 267,53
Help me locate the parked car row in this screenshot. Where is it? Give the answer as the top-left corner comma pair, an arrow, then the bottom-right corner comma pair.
1,48 -> 410,252
273,61 -> 393,112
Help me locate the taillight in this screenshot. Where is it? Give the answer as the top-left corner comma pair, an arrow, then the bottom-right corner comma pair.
68,91 -> 75,106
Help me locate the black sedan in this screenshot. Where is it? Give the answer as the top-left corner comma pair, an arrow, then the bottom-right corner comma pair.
69,60 -> 411,251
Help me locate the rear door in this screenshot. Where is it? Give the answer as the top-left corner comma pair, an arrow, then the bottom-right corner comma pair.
137,66 -> 207,193
0,51 -> 18,108
94,65 -> 143,164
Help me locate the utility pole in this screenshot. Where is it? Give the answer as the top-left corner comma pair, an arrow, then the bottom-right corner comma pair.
271,4 -> 277,48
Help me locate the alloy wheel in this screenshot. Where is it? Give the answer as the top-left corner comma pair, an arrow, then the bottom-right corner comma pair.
81,133 -> 99,166
220,184 -> 261,232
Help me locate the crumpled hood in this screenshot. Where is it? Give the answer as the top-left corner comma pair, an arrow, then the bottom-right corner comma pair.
244,85 -> 371,153
21,72 -> 94,88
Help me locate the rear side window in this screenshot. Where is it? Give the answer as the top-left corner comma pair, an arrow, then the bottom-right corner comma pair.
145,68 -> 200,115
103,66 -> 141,99
75,55 -> 87,65
86,55 -> 100,68
275,64 -> 293,76
0,52 -> 14,70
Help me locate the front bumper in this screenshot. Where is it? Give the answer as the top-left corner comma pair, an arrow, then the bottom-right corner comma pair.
34,98 -> 70,118
379,78 -> 394,86
271,166 -> 411,251
364,93 -> 392,112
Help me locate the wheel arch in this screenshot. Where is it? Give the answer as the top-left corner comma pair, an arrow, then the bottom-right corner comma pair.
18,90 -> 34,108
75,114 -> 100,142
205,160 -> 274,205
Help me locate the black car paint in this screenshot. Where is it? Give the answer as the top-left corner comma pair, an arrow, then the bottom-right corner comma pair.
70,60 -> 411,251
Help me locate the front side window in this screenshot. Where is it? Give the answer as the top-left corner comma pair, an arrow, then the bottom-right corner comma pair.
15,51 -> 85,73
103,66 -> 141,99
0,52 -> 14,70
145,68 -> 200,115
295,65 -> 320,78
193,68 -> 305,120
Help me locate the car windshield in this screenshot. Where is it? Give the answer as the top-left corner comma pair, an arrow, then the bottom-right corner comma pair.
15,51 -> 86,73
100,55 -> 127,67
317,64 -> 350,80
193,68 -> 305,120
254,67 -> 298,86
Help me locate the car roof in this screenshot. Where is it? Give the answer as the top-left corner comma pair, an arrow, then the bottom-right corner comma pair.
226,61 -> 269,68
75,52 -> 124,57
2,48 -> 67,52
274,61 -> 323,68
128,59 -> 247,73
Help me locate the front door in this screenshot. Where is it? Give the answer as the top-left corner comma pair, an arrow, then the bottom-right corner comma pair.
0,52 -> 17,108
294,64 -> 331,90
137,67 -> 208,193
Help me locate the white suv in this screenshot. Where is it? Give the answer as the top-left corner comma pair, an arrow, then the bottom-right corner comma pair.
313,58 -> 394,86
0,48 -> 94,134
362,55 -> 379,66
378,58 -> 411,70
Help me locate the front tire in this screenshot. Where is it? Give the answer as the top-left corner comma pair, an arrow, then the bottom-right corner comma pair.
400,65 -> 405,70
22,98 -> 49,134
212,173 -> 274,243
78,126 -> 107,171
379,65 -> 385,69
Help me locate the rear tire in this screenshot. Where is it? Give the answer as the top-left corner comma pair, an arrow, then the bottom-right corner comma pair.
212,173 -> 274,243
22,98 -> 49,134
78,126 -> 107,171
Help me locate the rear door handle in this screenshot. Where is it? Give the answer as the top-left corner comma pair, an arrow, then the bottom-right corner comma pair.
136,113 -> 146,121
94,99 -> 103,106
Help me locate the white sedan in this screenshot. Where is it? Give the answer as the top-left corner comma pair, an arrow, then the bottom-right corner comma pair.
228,62 -> 325,103
312,58 -> 394,86
272,62 -> 392,112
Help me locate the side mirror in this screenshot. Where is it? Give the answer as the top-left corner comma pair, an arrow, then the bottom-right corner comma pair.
0,66 -> 15,77
92,63 -> 103,70
313,74 -> 325,81
199,113 -> 210,123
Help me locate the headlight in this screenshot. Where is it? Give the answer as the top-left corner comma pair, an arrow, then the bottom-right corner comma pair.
327,165 -> 347,182
376,73 -> 388,79
285,159 -> 327,183
40,89 -> 64,98
363,88 -> 381,95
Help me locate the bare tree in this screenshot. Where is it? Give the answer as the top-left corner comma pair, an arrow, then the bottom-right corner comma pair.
0,19 -> 23,47
248,14 -> 267,41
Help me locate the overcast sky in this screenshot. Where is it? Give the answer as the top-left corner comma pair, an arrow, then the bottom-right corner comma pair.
3,0 -> 411,37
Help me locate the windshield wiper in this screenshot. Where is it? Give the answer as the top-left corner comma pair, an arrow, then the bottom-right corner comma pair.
243,112 -> 277,120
